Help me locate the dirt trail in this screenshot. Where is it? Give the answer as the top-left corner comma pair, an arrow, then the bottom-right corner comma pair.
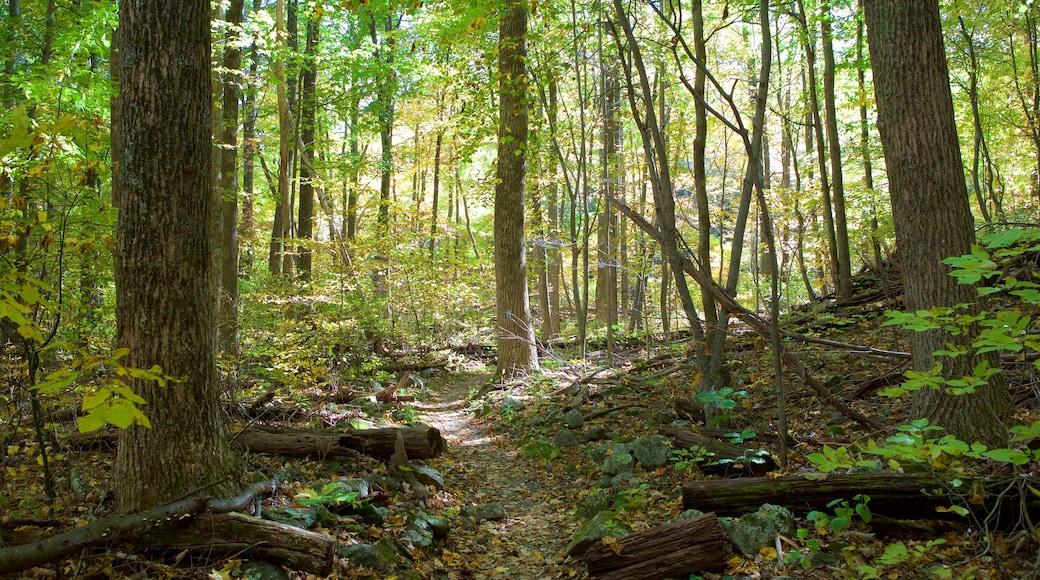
417,375 -> 587,579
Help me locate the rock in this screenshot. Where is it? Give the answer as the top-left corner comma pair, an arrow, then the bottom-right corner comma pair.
585,425 -> 609,441
565,511 -> 632,556
239,560 -> 290,580
723,503 -> 796,555
609,473 -> 643,491
552,430 -> 579,447
338,543 -> 383,569
563,409 -> 584,429
501,396 -> 524,413
263,507 -> 319,529
364,473 -> 402,492
412,466 -> 444,489
631,435 -> 671,470
588,442 -> 631,462
601,451 -> 635,476
337,478 -> 370,498
577,490 -> 617,519
667,508 -> 706,523
525,415 -> 546,427
461,502 -> 507,522
412,511 -> 450,541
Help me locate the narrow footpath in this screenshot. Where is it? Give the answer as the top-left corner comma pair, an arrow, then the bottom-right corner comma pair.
417,374 -> 588,579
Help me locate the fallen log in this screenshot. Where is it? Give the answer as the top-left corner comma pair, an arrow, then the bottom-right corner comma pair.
583,512 -> 727,579
682,473 -> 1040,524
137,511 -> 336,576
659,427 -> 776,477
68,424 -> 447,460
238,424 -> 447,460
0,480 -> 277,575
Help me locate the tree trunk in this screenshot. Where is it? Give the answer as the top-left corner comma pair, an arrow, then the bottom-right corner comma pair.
112,0 -> 237,512
494,0 -> 538,379
296,11 -> 319,281
237,425 -> 446,460
219,0 -> 245,354
821,1 -> 853,299
863,0 -> 1012,446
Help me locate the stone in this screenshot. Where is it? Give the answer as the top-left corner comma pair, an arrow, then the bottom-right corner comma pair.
501,396 -> 524,413
460,502 -> 507,522
239,560 -> 290,580
667,508 -> 706,523
724,503 -> 796,555
631,435 -> 671,470
552,430 -> 579,447
338,543 -> 383,569
525,415 -> 546,427
609,472 -> 643,491
601,451 -> 634,476
585,425 -> 609,441
577,490 -> 617,519
563,409 -> 584,429
588,442 -> 631,462
565,511 -> 632,556
412,466 -> 444,489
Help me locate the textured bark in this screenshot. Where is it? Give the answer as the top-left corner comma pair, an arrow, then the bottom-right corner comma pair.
238,425 -> 447,460
296,13 -> 319,280
112,0 -> 237,512
138,512 -> 336,575
863,0 -> 1012,445
683,473 -> 1039,524
493,0 -> 538,378
821,1 -> 853,299
219,0 -> 245,354
583,513 -> 727,579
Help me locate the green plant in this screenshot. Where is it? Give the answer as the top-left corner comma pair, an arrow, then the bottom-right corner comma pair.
521,440 -> 560,463
670,445 -> 712,472
807,494 -> 872,535
696,387 -> 748,426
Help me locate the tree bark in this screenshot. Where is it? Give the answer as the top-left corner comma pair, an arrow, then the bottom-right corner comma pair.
237,425 -> 447,459
682,473 -> 1039,524
583,512 -> 727,579
863,0 -> 1013,446
296,11 -> 319,281
219,0 -> 245,354
821,1 -> 853,299
494,0 -> 538,378
113,0 -> 238,513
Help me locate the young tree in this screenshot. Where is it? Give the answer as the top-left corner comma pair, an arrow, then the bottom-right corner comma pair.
494,0 -> 538,378
863,0 -> 1012,445
112,0 -> 238,511
219,0 -> 245,354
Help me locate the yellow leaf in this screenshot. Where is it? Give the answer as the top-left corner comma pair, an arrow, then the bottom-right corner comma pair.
759,546 -> 778,560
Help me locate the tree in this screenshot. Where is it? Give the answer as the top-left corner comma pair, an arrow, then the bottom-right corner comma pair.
112,0 -> 238,512
494,0 -> 538,379
219,0 -> 245,354
863,0 -> 1012,445
296,7 -> 320,281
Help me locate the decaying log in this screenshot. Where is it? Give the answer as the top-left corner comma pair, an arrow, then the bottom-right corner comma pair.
659,427 -> 776,477
682,473 -> 1040,524
0,480 -> 277,575
583,512 -> 727,579
137,511 -> 336,576
238,425 -> 447,460
68,425 -> 447,460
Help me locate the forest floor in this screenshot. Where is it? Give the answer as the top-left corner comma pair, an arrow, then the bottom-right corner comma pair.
416,372 -> 589,579
4,265 -> 1040,578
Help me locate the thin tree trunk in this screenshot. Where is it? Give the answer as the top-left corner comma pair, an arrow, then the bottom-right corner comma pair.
219,0 -> 245,353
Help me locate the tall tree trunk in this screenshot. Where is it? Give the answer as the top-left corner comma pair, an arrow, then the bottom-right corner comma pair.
821,1 -> 852,299
296,11 -> 319,281
269,0 -> 290,275
690,0 -> 718,338
113,0 -> 237,512
219,0 -> 245,354
494,0 -> 538,379
863,0 -> 1013,446
796,0 -> 839,295
545,79 -> 562,339
596,66 -> 620,329
429,129 -> 443,258
240,0 -> 261,274
856,0 -> 883,267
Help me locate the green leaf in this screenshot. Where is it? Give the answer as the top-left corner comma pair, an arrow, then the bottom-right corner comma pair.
982,448 -> 1029,465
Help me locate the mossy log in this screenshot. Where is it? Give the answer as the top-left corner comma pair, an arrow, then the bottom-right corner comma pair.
583,512 -> 727,579
682,473 -> 1040,524
137,512 -> 336,576
238,425 -> 447,459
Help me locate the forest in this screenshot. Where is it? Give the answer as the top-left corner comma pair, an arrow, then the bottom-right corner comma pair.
1,0 -> 1040,577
